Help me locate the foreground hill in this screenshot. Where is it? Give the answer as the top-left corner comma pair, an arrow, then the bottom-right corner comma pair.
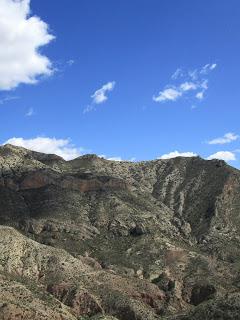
0,144 -> 240,319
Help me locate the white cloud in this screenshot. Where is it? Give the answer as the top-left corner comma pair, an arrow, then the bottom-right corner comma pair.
91,81 -> 116,104
201,79 -> 208,90
25,107 -> 34,117
0,0 -> 54,91
84,81 -> 116,113
207,132 -> 239,145
153,87 -> 182,102
105,156 -> 122,161
200,63 -> 217,75
196,91 -> 204,100
153,81 -> 199,103
4,137 -> 135,162
4,137 -> 83,160
159,151 -> 197,159
99,155 -> 137,162
207,151 -> 236,161
153,63 -> 216,104
210,63 -> 217,70
180,82 -> 197,91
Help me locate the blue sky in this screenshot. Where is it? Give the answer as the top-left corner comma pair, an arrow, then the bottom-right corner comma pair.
0,0 -> 240,166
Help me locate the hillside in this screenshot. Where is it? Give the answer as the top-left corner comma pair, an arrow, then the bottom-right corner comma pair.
0,144 -> 240,319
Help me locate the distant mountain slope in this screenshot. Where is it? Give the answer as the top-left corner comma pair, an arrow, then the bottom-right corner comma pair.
0,144 -> 240,319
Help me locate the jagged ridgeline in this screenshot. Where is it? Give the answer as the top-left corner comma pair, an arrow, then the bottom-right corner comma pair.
0,144 -> 240,319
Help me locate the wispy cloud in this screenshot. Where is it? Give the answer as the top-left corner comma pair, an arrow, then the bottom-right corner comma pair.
171,68 -> 184,80
67,59 -> 75,66
84,81 -> 116,113
180,82 -> 197,91
207,132 -> 239,145
83,105 -> 95,114
153,63 -> 217,104
200,63 -> 217,75
91,81 -> 116,104
25,108 -> 34,117
153,87 -> 182,102
207,151 -> 236,161
0,95 -> 19,105
159,151 -> 197,159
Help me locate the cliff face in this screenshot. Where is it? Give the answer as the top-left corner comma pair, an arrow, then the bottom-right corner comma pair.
0,144 -> 240,319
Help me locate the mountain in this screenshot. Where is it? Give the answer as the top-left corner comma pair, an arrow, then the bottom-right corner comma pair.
0,144 -> 240,319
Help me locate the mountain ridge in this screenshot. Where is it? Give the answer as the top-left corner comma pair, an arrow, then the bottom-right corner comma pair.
0,144 -> 240,319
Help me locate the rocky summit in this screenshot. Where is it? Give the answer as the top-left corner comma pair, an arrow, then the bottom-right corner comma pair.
0,144 -> 240,319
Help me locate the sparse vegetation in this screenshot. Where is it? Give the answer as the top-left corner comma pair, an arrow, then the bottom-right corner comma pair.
0,144 -> 240,319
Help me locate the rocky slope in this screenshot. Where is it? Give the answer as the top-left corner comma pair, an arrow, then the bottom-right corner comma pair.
0,144 -> 240,319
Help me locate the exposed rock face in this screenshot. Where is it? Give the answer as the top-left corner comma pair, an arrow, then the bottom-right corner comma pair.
0,144 -> 240,319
